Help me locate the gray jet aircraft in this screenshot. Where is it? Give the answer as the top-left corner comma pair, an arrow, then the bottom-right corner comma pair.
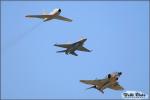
26,8 -> 72,22
54,38 -> 91,56
80,72 -> 124,94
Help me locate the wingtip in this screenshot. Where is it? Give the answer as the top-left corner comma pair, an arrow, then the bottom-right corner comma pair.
80,80 -> 85,83
25,15 -> 30,17
25,15 -> 33,18
67,19 -> 73,22
54,44 -> 57,46
69,20 -> 73,22
56,51 -> 60,53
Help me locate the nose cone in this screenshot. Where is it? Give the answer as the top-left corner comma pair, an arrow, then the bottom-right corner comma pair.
82,38 -> 87,42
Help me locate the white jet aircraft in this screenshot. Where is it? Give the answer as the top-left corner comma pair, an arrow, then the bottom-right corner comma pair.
25,8 -> 72,22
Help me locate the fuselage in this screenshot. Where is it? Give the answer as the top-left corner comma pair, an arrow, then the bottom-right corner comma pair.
44,8 -> 61,21
97,72 -> 122,91
65,39 -> 87,54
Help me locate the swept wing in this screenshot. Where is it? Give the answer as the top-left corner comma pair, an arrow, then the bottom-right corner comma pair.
55,15 -> 72,22
25,15 -> 52,19
80,79 -> 108,88
54,44 -> 72,48
77,46 -> 91,52
108,82 -> 124,90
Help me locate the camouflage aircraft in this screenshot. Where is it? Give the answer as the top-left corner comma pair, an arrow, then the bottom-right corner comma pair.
80,72 -> 124,94
54,38 -> 91,56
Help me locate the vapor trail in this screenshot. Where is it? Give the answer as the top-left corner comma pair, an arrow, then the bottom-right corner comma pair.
6,21 -> 43,50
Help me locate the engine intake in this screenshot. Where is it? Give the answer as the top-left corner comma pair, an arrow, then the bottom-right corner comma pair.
58,9 -> 61,12
116,77 -> 118,80
108,74 -> 111,78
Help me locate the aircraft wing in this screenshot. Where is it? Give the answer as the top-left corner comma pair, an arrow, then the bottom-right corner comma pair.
54,44 -> 72,48
77,46 -> 91,52
54,15 -> 72,22
25,15 -> 51,19
108,82 -> 124,90
80,79 -> 108,88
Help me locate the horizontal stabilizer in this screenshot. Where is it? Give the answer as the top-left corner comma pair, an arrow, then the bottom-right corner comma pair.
70,52 -> 78,56
56,50 -> 66,53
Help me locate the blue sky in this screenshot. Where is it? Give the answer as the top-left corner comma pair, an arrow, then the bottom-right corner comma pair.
1,1 -> 149,99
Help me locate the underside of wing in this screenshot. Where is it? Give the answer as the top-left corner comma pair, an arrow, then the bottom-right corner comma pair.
25,15 -> 51,19
77,46 -> 91,52
54,15 -> 72,22
54,44 -> 72,48
108,82 -> 124,90
80,79 -> 108,87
